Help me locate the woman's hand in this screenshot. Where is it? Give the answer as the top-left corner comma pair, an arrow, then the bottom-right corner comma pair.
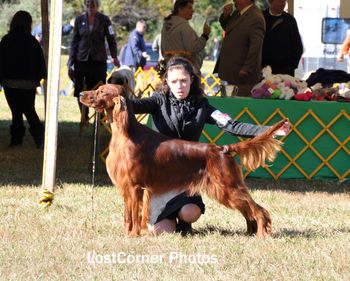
275,119 -> 290,136
203,23 -> 211,37
239,69 -> 249,77
337,54 -> 344,62
111,57 -> 120,68
222,4 -> 233,17
142,51 -> 150,60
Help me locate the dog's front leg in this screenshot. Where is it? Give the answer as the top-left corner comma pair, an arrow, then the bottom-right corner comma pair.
141,188 -> 150,232
129,186 -> 144,237
124,197 -> 133,235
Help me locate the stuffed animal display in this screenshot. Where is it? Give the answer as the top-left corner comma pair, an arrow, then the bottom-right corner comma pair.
251,66 -> 308,100
251,66 -> 350,102
310,82 -> 350,101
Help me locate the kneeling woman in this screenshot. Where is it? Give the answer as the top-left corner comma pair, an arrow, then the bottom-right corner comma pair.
130,56 -> 288,234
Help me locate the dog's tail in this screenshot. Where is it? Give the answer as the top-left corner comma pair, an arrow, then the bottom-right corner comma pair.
223,119 -> 286,171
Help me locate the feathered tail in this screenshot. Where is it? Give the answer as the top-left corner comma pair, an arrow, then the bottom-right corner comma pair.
223,119 -> 286,171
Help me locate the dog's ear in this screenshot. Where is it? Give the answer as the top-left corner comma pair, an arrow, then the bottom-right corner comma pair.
112,84 -> 128,98
108,84 -> 125,99
79,90 -> 96,105
112,95 -> 127,111
80,90 -> 95,97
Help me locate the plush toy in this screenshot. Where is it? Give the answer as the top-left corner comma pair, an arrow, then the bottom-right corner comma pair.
276,74 -> 308,94
262,66 -> 282,84
262,65 -> 273,79
337,82 -> 350,98
279,74 -> 304,87
294,91 -> 314,101
279,83 -> 295,99
310,83 -> 323,91
271,88 -> 281,99
251,82 -> 272,99
261,65 -> 306,96
312,87 -> 337,101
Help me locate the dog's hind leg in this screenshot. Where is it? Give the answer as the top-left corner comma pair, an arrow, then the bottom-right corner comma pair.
254,202 -> 272,238
205,156 -> 272,237
207,185 -> 272,238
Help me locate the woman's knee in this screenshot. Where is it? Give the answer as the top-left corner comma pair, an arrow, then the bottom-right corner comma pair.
178,204 -> 201,223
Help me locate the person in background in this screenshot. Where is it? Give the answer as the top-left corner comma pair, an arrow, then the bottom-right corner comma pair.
337,29 -> 350,73
130,56 -> 289,235
262,0 -> 303,76
68,0 -> 119,124
124,20 -> 149,72
212,36 -> 221,62
0,10 -> 46,148
152,33 -> 163,61
161,0 -> 211,74
215,0 -> 265,96
32,18 -> 75,46
32,18 -> 76,95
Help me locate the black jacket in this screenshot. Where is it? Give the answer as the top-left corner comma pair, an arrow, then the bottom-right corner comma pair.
124,29 -> 147,68
131,92 -> 269,141
262,9 -> 303,75
68,12 -> 117,67
0,32 -> 46,82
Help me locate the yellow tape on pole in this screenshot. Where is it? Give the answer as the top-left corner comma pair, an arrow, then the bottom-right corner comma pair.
41,0 -> 63,194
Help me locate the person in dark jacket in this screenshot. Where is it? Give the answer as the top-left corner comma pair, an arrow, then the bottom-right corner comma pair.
130,56 -> 289,235
0,10 -> 47,148
262,0 -> 303,76
32,19 -> 75,46
68,0 -> 119,123
124,20 -> 149,72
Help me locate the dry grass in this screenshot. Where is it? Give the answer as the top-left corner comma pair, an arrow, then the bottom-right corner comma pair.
0,93 -> 350,281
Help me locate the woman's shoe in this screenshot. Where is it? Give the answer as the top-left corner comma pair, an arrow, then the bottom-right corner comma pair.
176,219 -> 193,236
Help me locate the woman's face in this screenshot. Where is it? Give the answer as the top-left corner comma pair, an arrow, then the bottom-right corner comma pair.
178,3 -> 194,20
166,67 -> 192,100
86,0 -> 98,14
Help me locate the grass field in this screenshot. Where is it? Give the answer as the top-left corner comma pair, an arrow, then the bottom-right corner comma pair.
0,93 -> 350,281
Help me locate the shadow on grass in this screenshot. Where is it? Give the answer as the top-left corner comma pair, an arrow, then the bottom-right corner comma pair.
191,225 -> 350,238
273,227 -> 350,238
0,120 -> 112,186
246,178 -> 350,194
193,225 -> 245,237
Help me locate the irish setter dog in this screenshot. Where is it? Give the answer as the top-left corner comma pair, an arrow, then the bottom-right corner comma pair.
80,84 -> 286,238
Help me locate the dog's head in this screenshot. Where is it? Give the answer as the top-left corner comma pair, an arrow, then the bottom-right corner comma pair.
79,84 -> 126,112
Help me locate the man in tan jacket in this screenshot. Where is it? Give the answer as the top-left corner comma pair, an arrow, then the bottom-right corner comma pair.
215,0 -> 265,96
